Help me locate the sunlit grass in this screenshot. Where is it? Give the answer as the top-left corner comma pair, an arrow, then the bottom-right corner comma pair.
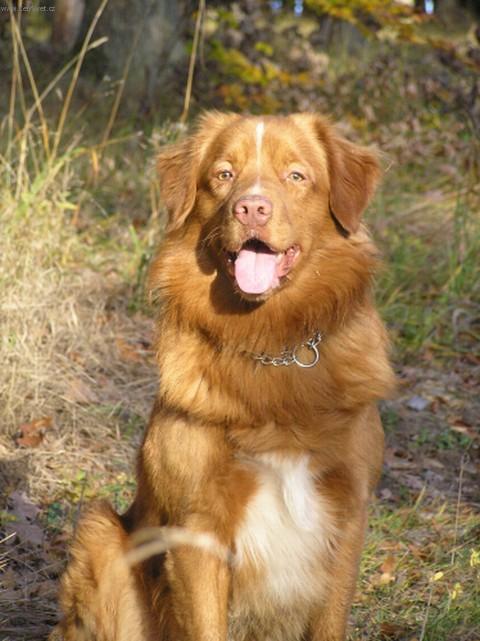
370,171 -> 480,361
352,499 -> 480,640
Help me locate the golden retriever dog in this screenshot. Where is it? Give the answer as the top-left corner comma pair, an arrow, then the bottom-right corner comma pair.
52,112 -> 395,641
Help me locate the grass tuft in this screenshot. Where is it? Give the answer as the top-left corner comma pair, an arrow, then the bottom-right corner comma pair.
352,500 -> 480,641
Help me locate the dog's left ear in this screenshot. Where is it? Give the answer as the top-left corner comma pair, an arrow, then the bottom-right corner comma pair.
297,114 -> 381,234
327,134 -> 381,234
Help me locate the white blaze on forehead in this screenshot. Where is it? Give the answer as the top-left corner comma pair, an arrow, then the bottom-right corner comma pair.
255,121 -> 265,164
255,120 -> 265,187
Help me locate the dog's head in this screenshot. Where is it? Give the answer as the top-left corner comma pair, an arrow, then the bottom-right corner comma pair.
157,112 -> 380,302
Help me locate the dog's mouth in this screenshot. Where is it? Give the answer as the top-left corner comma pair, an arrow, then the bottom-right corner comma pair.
224,239 -> 300,295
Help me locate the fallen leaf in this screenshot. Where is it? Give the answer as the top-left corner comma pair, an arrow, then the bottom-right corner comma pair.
15,416 -> 53,448
423,457 -> 445,470
67,350 -> 86,366
379,571 -> 396,585
116,337 -> 144,363
380,554 -> 397,575
464,353 -> 480,365
384,448 -> 417,470
369,554 -> 398,587
379,621 -> 407,639
469,549 -> 480,567
408,543 -> 431,560
431,570 -> 444,581
448,418 -> 478,440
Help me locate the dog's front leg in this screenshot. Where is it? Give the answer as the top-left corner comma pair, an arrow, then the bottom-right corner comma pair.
166,515 -> 230,641
307,505 -> 368,641
137,412 -> 255,641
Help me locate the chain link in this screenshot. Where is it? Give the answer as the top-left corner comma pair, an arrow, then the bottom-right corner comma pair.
249,330 -> 322,369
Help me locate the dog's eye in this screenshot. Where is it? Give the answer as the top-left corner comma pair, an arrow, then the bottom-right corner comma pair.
288,171 -> 306,182
217,170 -> 234,181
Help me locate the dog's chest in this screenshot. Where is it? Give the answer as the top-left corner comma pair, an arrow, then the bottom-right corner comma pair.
232,454 -> 333,611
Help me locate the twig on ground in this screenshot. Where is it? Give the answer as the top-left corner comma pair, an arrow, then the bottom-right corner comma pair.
451,452 -> 467,566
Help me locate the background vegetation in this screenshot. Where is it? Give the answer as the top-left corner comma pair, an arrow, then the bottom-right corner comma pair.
0,1 -> 479,640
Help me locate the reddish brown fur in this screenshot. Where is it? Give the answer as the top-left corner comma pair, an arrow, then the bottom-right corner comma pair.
52,112 -> 395,641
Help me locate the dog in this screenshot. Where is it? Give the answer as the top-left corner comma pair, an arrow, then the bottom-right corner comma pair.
52,112 -> 395,641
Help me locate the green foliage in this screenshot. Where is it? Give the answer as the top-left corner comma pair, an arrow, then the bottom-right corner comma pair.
254,41 -> 274,57
354,501 -> 480,640
380,406 -> 400,434
198,2 -> 480,120
305,0 -> 412,27
199,7 -> 318,112
412,427 -> 473,450
209,42 -> 271,85
375,191 -> 480,359
59,469 -> 136,513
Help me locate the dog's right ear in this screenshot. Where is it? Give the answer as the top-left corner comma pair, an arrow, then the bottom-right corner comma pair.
157,139 -> 197,232
157,111 -> 240,232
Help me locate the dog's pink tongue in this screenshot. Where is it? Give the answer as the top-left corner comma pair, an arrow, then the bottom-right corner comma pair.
235,248 -> 279,294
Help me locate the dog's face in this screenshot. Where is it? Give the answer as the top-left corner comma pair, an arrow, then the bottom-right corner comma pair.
157,112 -> 380,301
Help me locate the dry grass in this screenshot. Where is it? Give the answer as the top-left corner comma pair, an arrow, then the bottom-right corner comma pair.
0,122 -> 159,498
0,25 -> 161,632
0,9 -> 166,509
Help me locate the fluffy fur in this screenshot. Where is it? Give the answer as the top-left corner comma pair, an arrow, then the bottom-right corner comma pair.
52,112 -> 395,641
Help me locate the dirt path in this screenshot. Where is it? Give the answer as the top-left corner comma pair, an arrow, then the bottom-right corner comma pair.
381,361 -> 479,508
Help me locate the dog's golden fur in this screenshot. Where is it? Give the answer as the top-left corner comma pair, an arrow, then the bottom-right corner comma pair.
52,112 -> 395,641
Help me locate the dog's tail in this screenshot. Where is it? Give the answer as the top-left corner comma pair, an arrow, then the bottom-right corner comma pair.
126,523 -> 232,566
52,501 -> 147,641
51,500 -> 230,641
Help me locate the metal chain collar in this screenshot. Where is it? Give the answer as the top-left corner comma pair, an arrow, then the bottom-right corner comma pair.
248,330 -> 323,369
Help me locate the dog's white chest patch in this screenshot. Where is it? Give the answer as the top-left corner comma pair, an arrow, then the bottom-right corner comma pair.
234,454 -> 333,606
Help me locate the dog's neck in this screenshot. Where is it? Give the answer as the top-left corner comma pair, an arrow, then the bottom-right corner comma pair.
149,225 -> 377,357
